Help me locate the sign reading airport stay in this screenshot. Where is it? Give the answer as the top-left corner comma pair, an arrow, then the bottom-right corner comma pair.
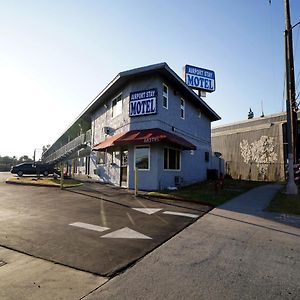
129,88 -> 157,117
184,65 -> 216,92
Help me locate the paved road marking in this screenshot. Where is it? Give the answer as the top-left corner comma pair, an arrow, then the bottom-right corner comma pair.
132,208 -> 162,215
69,222 -> 110,232
101,227 -> 152,239
163,211 -> 199,218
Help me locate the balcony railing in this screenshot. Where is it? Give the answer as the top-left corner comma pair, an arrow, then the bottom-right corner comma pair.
43,129 -> 92,164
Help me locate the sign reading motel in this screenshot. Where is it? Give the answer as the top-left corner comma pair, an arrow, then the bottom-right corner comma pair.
184,65 -> 216,92
129,88 -> 157,117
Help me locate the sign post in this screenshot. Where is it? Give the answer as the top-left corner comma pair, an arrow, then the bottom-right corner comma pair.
134,168 -> 139,196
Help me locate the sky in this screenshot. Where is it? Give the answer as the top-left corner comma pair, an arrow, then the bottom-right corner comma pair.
0,0 -> 300,158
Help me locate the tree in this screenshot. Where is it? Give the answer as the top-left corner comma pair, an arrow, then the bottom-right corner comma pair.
18,155 -> 33,163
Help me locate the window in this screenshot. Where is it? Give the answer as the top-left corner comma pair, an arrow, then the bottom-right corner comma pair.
180,98 -> 185,119
112,150 -> 120,165
97,151 -> 106,165
164,148 -> 180,170
163,84 -> 168,109
112,94 -> 122,117
135,146 -> 150,170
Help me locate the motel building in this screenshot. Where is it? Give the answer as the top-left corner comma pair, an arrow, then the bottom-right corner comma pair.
42,63 -> 221,190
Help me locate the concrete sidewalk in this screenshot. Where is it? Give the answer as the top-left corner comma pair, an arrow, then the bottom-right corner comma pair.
85,184 -> 300,300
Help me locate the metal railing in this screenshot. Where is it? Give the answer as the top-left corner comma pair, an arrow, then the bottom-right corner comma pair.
43,129 -> 92,164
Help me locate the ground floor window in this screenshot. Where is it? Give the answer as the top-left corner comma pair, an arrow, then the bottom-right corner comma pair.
97,151 -> 106,165
135,146 -> 150,170
164,147 -> 180,170
112,150 -> 120,165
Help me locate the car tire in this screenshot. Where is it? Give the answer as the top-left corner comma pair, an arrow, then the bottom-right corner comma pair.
43,171 -> 49,177
17,171 -> 23,177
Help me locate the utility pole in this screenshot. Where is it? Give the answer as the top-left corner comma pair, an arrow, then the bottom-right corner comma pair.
284,0 -> 298,194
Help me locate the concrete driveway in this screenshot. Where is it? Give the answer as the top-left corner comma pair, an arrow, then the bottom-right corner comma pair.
0,180 -> 211,276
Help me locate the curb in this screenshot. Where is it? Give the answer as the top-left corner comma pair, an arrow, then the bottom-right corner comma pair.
5,179 -> 83,189
143,193 -> 214,208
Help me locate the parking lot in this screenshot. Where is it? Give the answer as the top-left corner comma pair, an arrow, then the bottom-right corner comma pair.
0,177 -> 211,276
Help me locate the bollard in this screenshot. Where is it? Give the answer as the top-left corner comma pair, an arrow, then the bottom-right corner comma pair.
60,162 -> 64,190
134,168 -> 138,196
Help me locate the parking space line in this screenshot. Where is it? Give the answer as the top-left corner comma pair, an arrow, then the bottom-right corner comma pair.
101,227 -> 152,239
132,208 -> 162,215
69,222 -> 110,232
163,211 -> 199,218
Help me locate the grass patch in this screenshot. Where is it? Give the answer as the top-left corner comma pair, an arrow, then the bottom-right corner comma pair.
267,185 -> 300,215
148,178 -> 264,206
6,177 -> 82,188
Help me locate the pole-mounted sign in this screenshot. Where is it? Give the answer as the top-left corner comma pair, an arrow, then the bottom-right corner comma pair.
184,65 -> 216,92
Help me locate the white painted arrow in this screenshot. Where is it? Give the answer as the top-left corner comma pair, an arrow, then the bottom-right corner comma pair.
101,227 -> 152,239
70,222 -> 109,232
163,211 -> 199,218
132,208 -> 162,215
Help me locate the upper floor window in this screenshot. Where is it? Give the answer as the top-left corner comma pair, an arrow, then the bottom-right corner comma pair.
112,94 -> 122,117
180,98 -> 185,119
163,84 -> 168,109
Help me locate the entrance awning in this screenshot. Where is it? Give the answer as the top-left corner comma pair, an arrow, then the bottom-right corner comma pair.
92,132 -> 125,150
92,128 -> 196,151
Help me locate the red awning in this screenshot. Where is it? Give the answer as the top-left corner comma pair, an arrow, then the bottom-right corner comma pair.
93,128 -> 196,151
92,132 -> 125,150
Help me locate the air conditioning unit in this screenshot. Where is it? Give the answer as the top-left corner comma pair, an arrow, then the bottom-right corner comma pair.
103,127 -> 110,134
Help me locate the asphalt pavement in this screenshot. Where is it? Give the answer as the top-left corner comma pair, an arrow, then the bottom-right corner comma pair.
1,173 -> 300,300
0,180 -> 210,276
85,184 -> 300,300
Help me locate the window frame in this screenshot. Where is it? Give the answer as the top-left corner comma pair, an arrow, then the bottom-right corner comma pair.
163,147 -> 181,171
163,83 -> 168,109
96,151 -> 106,165
180,98 -> 185,119
111,150 -> 120,165
111,93 -> 123,118
134,145 -> 150,171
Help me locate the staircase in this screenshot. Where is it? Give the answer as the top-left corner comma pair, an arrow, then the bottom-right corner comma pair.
43,129 -> 92,164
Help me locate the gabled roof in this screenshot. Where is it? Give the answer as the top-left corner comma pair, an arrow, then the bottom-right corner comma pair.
82,62 -> 220,121
44,63 -> 220,156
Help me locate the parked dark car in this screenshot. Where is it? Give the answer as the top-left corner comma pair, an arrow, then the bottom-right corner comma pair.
10,162 -> 58,177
